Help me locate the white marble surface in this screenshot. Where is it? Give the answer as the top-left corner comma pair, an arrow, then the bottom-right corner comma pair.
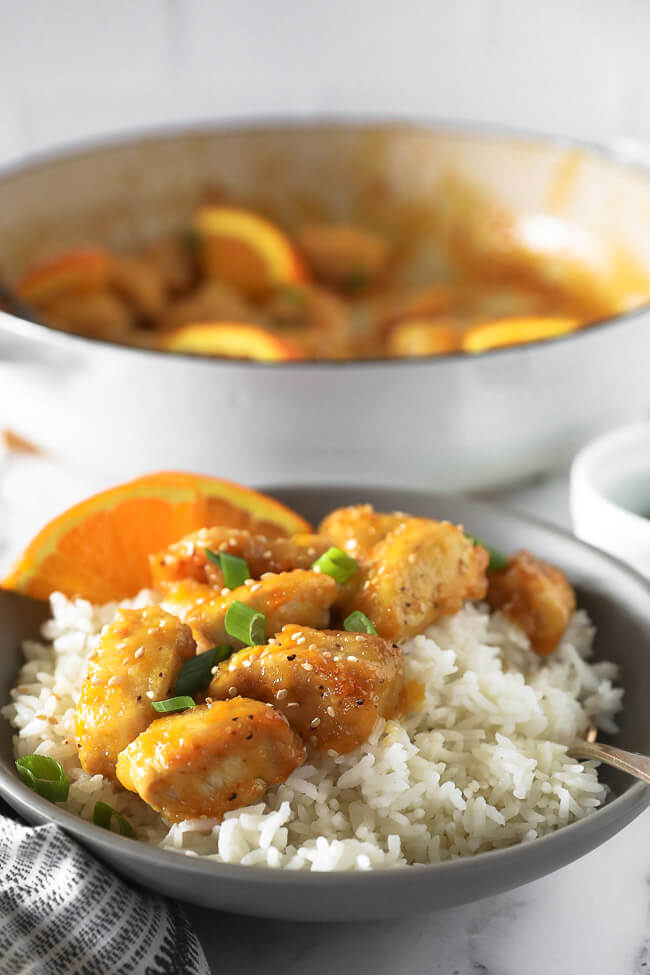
0,455 -> 647,974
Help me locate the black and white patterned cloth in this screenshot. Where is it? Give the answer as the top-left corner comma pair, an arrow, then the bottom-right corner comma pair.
0,802 -> 209,975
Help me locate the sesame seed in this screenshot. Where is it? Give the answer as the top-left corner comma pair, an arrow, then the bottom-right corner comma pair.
263,550 -> 272,558
377,565 -> 386,575
210,666 -> 219,675
242,659 -> 252,668
107,675 -> 122,687
287,702 -> 299,708
296,637 -> 306,645
276,689 -> 288,700
344,539 -> 356,551
327,706 -> 336,717
312,565 -> 321,573
261,572 -> 273,580
244,578 -> 255,587
321,650 -> 332,658
307,547 -> 316,556
311,717 -> 321,728
308,643 -> 318,651
347,655 -> 358,662
221,587 -> 231,596
228,664 -> 236,672
293,632 -> 304,640
134,647 -> 145,659
333,655 -> 341,662
228,686 -> 237,697
302,662 -> 313,672
250,583 -> 262,593
145,691 -> 155,699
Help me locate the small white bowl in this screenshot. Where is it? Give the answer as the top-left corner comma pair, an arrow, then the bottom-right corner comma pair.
571,423 -> 650,577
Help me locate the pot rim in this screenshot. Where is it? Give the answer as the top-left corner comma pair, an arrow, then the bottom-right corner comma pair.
2,113 -> 650,370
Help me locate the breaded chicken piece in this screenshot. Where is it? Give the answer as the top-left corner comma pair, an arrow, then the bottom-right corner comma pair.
150,527 -> 330,588
487,550 -> 576,656
186,570 -> 338,651
318,504 -> 409,559
209,624 -> 403,754
75,606 -> 196,781
116,698 -> 306,823
296,224 -> 389,289
342,519 -> 489,641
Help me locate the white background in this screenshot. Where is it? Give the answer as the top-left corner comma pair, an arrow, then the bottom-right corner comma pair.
2,0 -> 650,168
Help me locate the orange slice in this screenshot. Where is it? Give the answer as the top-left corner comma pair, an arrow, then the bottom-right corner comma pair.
161,322 -> 306,361
2,472 -> 312,603
462,316 -> 580,353
194,206 -> 308,298
16,249 -> 111,306
387,319 -> 460,358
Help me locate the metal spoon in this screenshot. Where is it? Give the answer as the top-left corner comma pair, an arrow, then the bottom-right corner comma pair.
568,724 -> 650,785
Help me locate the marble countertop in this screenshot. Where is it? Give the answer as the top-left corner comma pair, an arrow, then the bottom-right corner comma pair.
1,455 -> 647,974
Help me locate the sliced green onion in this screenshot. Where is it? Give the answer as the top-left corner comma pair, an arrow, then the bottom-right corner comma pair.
466,534 -> 509,572
312,546 -> 358,584
205,548 -> 251,589
15,754 -> 69,803
173,645 -> 233,696
344,611 -> 379,635
225,601 -> 266,646
151,696 -> 195,714
93,801 -> 136,839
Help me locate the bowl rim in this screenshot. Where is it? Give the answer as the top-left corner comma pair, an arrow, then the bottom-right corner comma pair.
1,486 -> 648,887
571,422 -> 650,526
2,113 -> 650,369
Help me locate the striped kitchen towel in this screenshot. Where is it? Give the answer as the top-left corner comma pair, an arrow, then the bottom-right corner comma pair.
0,803 -> 209,975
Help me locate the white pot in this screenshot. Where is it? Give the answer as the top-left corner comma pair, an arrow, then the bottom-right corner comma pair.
1,121 -> 650,490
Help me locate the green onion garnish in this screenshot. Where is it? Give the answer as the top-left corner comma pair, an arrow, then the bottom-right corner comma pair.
93,801 -> 136,839
151,696 -> 195,714
344,611 -> 379,635
205,548 -> 251,589
174,645 -> 234,696
225,601 -> 266,646
312,546 -> 358,584
466,534 -> 509,572
15,754 -> 69,802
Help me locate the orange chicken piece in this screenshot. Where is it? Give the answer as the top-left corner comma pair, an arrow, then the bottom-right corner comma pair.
185,569 -> 337,651
116,698 -> 306,822
342,518 -> 489,641
150,527 -> 330,588
487,550 -> 576,655
209,624 -> 403,754
74,606 -> 196,781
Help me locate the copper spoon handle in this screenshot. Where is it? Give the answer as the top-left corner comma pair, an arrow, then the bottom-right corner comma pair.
568,740 -> 650,785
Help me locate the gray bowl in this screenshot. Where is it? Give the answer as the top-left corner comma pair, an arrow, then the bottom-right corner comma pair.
1,486 -> 648,921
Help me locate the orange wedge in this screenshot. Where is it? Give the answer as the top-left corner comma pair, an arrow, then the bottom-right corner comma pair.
194,206 -> 309,298
161,322 -> 306,361
462,316 -> 580,353
16,249 -> 111,306
387,319 -> 460,358
2,471 -> 312,603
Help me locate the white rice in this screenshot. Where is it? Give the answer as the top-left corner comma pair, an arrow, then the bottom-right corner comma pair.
2,592 -> 623,871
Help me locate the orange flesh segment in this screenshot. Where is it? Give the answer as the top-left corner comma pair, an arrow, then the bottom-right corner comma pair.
387,319 -> 460,357
462,316 -> 579,352
2,472 -> 311,603
161,321 -> 305,361
16,250 -> 111,305
194,206 -> 308,298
